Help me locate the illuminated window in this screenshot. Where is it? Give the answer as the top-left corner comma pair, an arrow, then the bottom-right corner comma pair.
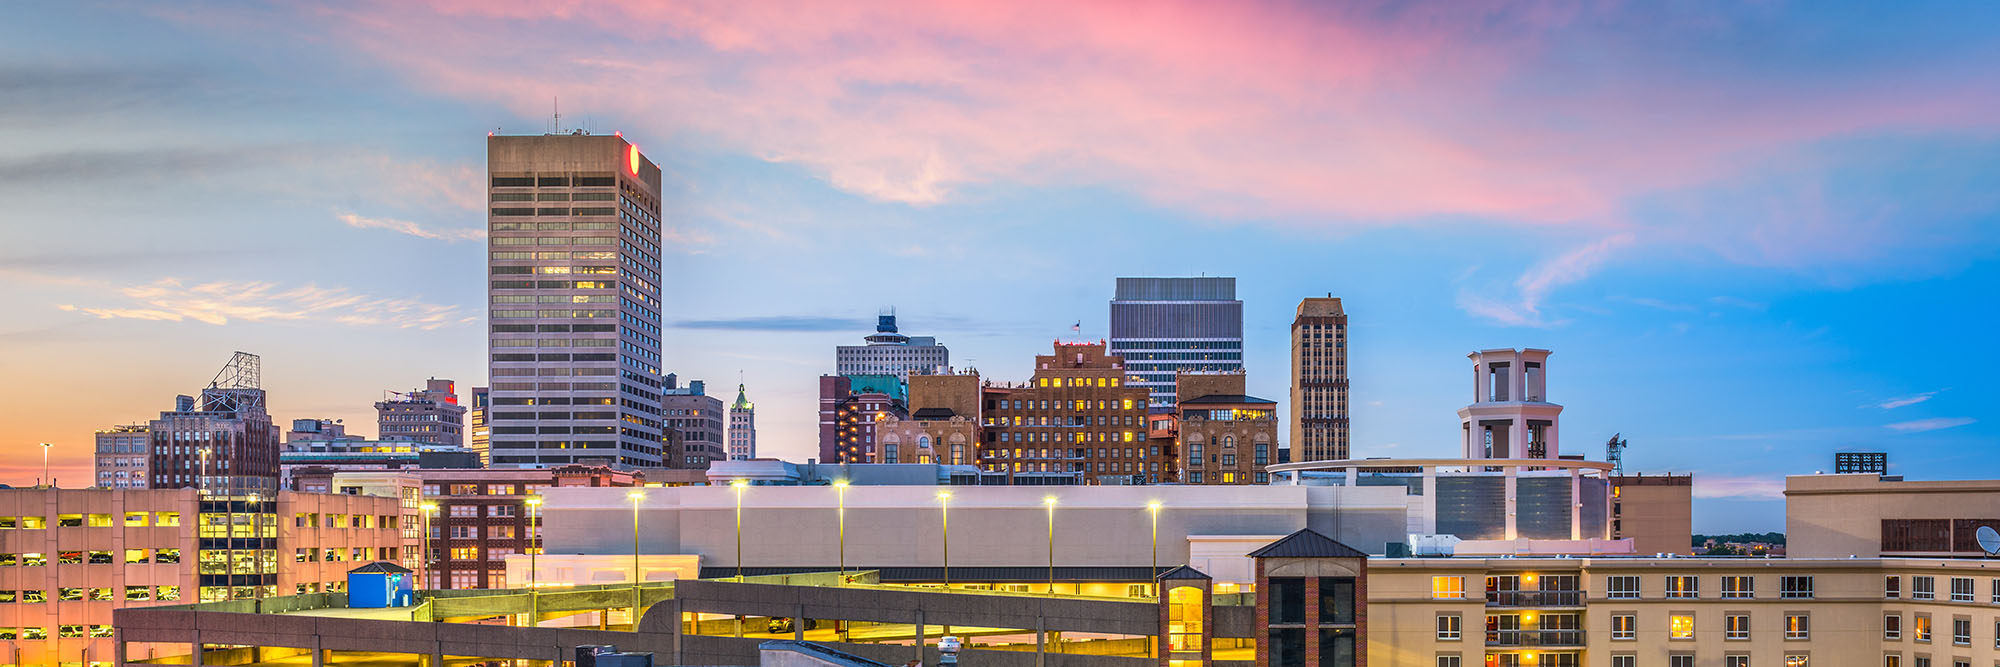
124,512 -> 149,527
1914,614 -> 1932,642
1166,586 -> 1204,652
1669,614 -> 1695,639
1431,576 -> 1465,599
1726,613 -> 1749,640
1786,613 -> 1810,640
1665,576 -> 1698,599
1721,576 -> 1753,598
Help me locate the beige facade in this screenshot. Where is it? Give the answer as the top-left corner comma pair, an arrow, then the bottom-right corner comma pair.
1787,473 -> 2000,559
1369,556 -> 2000,667
1290,297 -> 1350,462
1611,474 -> 1693,556
92,425 -> 150,490
0,488 -> 407,666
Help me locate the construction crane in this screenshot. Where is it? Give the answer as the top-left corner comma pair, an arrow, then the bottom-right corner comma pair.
1606,433 -> 1629,475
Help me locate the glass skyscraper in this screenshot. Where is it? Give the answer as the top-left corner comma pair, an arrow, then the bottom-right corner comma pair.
1107,277 -> 1244,408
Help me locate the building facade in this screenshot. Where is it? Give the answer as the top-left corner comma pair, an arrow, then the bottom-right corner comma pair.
834,311 -> 949,378
1786,473 -> 2000,559
662,377 -> 725,469
1610,473 -> 1694,556
728,383 -> 756,461
1175,373 -> 1276,486
486,133 -> 667,468
977,342 -> 1153,485
92,425 -> 150,490
817,375 -> 908,464
1108,277 -> 1244,408
375,378 -> 466,446
468,386 -> 490,466
281,418 -> 347,444
147,386 -> 281,496
1458,348 -> 1562,460
1291,296 -> 1350,462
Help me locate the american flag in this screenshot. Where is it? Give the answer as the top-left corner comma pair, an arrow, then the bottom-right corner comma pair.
1071,321 -> 1081,332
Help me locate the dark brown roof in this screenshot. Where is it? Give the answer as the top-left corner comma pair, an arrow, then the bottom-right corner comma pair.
1247,529 -> 1370,559
1180,394 -> 1276,405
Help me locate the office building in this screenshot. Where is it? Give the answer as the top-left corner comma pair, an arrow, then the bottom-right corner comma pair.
1174,372 -> 1276,485
978,342 -> 1151,484
1610,473 -> 1694,556
1786,473 -> 2000,558
1291,296 -> 1350,462
816,375 -> 907,464
278,440 -> 481,489
375,378 -> 466,446
834,311 -> 948,378
728,383 -> 756,461
1108,277 -> 1244,408
282,418 -> 348,444
468,386 -> 490,466
0,486 -> 410,666
486,132 -> 667,468
1458,348 -> 1562,460
92,424 -> 150,489
147,353 -> 281,496
662,376 -> 725,470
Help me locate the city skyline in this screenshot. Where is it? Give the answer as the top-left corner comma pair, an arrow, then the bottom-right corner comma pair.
3,3 -> 1998,534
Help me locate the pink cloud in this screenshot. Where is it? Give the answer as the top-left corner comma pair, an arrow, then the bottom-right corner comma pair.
278,1 -> 1995,234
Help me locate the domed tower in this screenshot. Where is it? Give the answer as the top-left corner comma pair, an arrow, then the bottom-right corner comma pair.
1457,348 -> 1563,460
728,382 -> 756,460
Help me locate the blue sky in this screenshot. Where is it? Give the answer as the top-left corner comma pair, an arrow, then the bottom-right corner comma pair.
1,2 -> 1996,532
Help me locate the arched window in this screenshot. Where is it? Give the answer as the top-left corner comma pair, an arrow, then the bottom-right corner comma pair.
1222,435 -> 1236,448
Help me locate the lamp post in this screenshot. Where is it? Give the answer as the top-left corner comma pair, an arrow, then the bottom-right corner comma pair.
833,480 -> 849,584
1147,502 -> 1163,588
731,479 -> 748,580
39,443 -> 51,489
628,490 -> 645,617
420,502 -> 439,589
936,490 -> 951,587
1044,495 -> 1058,595
525,496 -> 542,589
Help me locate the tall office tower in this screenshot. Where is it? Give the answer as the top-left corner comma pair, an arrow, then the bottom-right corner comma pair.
1458,348 -> 1563,459
1290,297 -> 1350,462
660,376 -> 724,469
728,383 -> 756,460
375,378 -> 466,446
1108,277 -> 1244,408
93,423 -> 151,489
487,133 -> 666,467
835,310 -> 950,378
468,386 -> 490,466
148,352 -> 282,495
978,341 -> 1151,485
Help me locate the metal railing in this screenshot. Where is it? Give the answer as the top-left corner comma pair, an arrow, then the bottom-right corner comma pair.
1486,590 -> 1585,607
1486,630 -> 1584,647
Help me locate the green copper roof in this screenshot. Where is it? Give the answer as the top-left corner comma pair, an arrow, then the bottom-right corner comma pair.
732,383 -> 754,411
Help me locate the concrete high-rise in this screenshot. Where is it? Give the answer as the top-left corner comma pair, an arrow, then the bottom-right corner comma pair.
375,377 -> 465,446
1107,277 -> 1244,408
1290,296 -> 1350,462
728,383 -> 756,460
835,310 -> 949,378
486,133 -> 666,468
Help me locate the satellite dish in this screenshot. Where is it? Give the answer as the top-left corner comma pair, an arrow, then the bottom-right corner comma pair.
1977,526 -> 2000,556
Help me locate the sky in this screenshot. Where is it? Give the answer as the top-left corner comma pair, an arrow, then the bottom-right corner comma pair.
1,1 -> 1996,533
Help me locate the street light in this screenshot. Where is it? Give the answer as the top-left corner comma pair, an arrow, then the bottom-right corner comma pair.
833,480 -> 849,584
936,490 -> 951,587
420,502 -> 439,588
1044,495 -> 1058,595
731,479 -> 749,580
628,490 -> 645,617
1147,501 -> 1163,588
525,496 -> 542,589
39,443 -> 51,489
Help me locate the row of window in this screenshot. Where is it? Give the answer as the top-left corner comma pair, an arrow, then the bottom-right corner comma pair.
1888,575 -> 1998,603
0,625 -> 114,640
0,586 -> 180,603
293,547 -> 398,562
0,512 -> 180,528
0,549 -> 181,566
1431,575 -> 1816,600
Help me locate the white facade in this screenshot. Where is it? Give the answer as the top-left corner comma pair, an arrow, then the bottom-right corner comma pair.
1457,348 -> 1564,459
728,383 -> 756,460
834,312 -> 949,377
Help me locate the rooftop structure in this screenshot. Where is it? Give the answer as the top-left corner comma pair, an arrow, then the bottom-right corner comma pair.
834,310 -> 949,378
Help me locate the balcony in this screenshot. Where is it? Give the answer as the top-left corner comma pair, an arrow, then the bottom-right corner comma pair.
1486,590 -> 1585,608
1486,630 -> 1584,648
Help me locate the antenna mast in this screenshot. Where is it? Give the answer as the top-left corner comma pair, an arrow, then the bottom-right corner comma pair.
1606,433 -> 1628,475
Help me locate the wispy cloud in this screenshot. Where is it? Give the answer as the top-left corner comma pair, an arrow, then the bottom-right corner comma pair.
1886,417 -> 1977,433
1876,391 -> 1939,410
674,316 -> 870,332
59,278 -> 471,330
1692,475 -> 1786,501
1709,296 -> 1769,311
1614,295 -> 1698,313
1458,234 -> 1634,327
336,211 -> 485,242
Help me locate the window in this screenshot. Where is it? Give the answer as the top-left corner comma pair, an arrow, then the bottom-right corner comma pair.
124,586 -> 150,601
1887,575 -> 1902,598
124,512 -> 149,527
1951,617 -> 1969,645
1607,576 -> 1640,599
1436,613 -> 1461,640
1670,614 -> 1695,639
1611,613 -> 1636,640
1727,657 -> 1750,667
1726,613 -> 1750,640
1781,575 -> 1815,599
1914,658 -> 1930,667
156,548 -> 180,563
1666,575 -> 1698,598
1722,575 -> 1754,598
1885,656 -> 1901,667
1787,612 -> 1810,640
1436,657 -> 1461,667
1913,576 -> 1936,600
1431,576 -> 1464,599
1783,656 -> 1808,667
1916,614 -> 1932,642
1611,657 -> 1635,667
1886,613 -> 1903,640
1670,656 -> 1694,667
1949,577 -> 1974,602
125,549 -> 148,563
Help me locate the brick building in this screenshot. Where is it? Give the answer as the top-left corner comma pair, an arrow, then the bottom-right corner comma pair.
1174,372 -> 1277,485
978,341 -> 1153,485
817,374 -> 908,464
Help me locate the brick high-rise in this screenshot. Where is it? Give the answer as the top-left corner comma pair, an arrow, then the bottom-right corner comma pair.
1290,296 -> 1349,462
979,341 -> 1152,484
486,133 -> 666,467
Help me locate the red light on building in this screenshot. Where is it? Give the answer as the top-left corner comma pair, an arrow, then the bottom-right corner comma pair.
627,145 -> 641,175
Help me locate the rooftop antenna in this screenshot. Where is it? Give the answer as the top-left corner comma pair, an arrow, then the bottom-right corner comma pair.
1606,433 -> 1628,475
552,96 -> 561,134
1978,526 -> 2000,558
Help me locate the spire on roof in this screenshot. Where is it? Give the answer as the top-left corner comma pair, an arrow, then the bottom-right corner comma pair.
732,383 -> 754,411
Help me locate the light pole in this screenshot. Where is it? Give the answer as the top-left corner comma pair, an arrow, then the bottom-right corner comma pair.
628,490 -> 645,617
1044,495 -> 1058,595
936,490 -> 951,587
39,443 -> 51,489
525,496 -> 542,589
833,480 -> 849,584
1147,502 -> 1163,589
731,479 -> 748,580
420,502 -> 439,588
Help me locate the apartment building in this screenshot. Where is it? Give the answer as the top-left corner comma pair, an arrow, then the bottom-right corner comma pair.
0,488 -> 407,666
92,425 -> 150,489
978,342 -> 1152,485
